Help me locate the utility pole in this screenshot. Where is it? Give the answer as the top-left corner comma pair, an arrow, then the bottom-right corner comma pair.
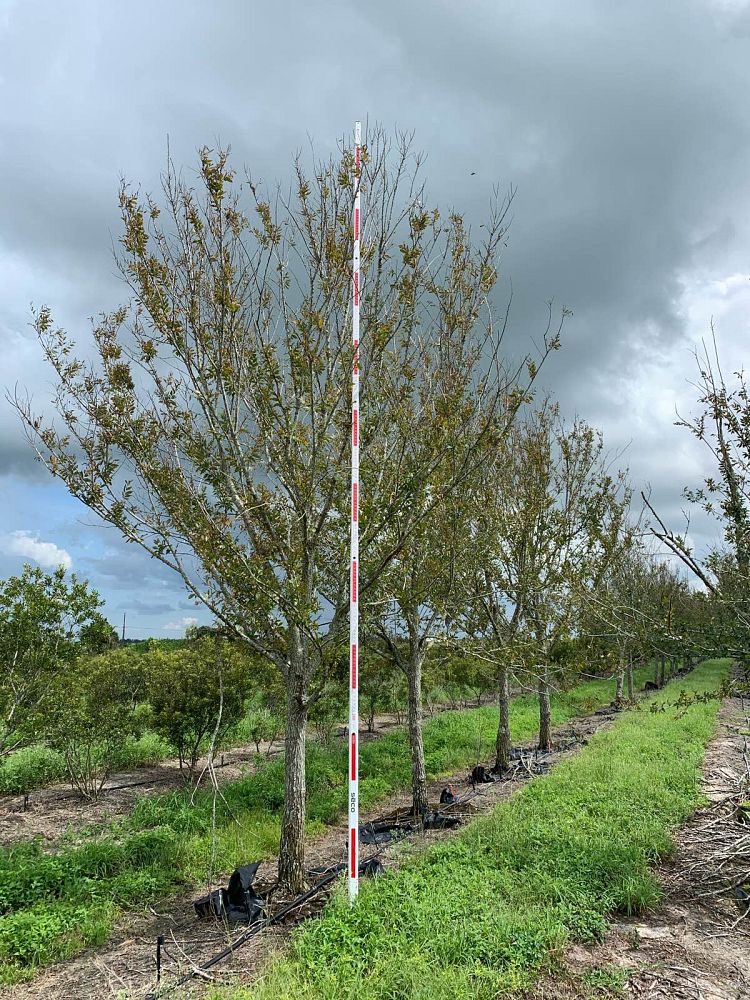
121,611 -> 126,643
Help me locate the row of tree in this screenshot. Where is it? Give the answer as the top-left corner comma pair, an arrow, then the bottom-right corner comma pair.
0,553 -> 707,803
11,130 -> 738,892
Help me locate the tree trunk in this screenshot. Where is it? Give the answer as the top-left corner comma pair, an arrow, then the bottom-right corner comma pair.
658,654 -> 665,688
538,666 -> 552,751
278,685 -> 309,893
406,641 -> 428,818
494,663 -> 511,772
615,670 -> 624,704
615,645 -> 625,704
626,652 -> 635,702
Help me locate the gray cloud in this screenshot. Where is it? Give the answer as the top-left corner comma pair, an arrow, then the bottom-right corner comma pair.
1,0 -> 749,615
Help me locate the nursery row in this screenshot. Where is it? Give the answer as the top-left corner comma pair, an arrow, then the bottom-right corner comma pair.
214,658 -> 729,1000
0,667 -> 650,982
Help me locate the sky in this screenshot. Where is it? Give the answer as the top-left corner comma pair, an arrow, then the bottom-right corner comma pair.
1,0 -> 749,637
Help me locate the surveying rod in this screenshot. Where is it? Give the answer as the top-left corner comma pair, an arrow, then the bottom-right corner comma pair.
348,121 -> 361,902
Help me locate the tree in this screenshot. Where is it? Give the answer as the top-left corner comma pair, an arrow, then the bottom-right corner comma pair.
641,332 -> 750,666
0,565 -> 105,754
521,411 -> 631,749
471,405 -> 631,756
462,424 -> 538,773
78,615 -> 119,653
356,645 -> 400,733
146,637 -> 251,777
644,334 -> 750,602
585,544 -> 653,704
15,133 -> 560,890
38,652 -> 142,799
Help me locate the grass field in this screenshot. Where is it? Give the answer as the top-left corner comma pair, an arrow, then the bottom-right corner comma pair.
0,666 -> 650,981
210,659 -> 728,1000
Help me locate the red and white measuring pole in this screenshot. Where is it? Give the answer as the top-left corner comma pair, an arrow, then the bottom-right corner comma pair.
348,121 -> 361,902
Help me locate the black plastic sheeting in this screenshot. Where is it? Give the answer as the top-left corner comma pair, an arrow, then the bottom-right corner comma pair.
734,883 -> 750,912
471,764 -> 499,785
194,862 -> 266,925
471,749 -> 555,786
359,820 -> 414,845
439,785 -> 457,805
422,810 -> 461,831
359,810 -> 461,846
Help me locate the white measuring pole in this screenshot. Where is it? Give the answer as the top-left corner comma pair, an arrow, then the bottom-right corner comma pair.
348,121 -> 361,902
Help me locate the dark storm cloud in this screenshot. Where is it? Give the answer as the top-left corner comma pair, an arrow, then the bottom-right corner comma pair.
1,0 -> 749,611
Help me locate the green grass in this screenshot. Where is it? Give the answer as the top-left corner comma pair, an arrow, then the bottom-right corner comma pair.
0,664 -> 652,980
0,746 -> 66,797
0,732 -> 172,800
211,659 -> 727,1000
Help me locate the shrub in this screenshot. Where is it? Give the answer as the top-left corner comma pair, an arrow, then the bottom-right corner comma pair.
36,655 -> 143,800
146,638 -> 252,777
0,746 -> 65,805
109,732 -> 172,770
242,707 -> 284,755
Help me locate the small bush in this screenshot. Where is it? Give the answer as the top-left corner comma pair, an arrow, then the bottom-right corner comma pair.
0,746 -> 65,800
109,732 -> 172,770
0,900 -> 115,970
239,707 -> 284,754
146,638 -> 252,776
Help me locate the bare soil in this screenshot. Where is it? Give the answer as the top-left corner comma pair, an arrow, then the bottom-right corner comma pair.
528,695 -> 750,1000
3,704 -> 622,1000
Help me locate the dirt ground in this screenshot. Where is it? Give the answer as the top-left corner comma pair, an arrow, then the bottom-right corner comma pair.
3,704 -> 621,1000
529,695 -> 750,1000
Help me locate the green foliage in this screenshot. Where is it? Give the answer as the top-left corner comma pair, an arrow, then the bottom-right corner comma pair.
237,706 -> 284,754
0,667 -> 645,975
309,687 -> 345,746
145,637 -> 252,775
36,653 -> 143,799
580,964 -> 630,995
432,650 -> 494,708
109,731 -> 172,770
77,614 -> 119,653
0,564 -> 106,753
219,659 -> 726,1000
359,649 -> 405,728
0,746 -> 65,798
0,900 -> 116,977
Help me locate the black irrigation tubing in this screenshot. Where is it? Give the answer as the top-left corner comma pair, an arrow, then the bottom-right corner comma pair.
142,690 -> 662,998
144,862 -> 352,999
141,716 -> 613,998
148,760 -> 546,994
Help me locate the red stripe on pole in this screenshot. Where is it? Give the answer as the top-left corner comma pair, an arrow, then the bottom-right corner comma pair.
350,827 -> 357,878
351,733 -> 357,780
351,558 -> 357,602
353,409 -> 358,446
352,481 -> 358,522
351,643 -> 357,687
354,207 -> 360,240
353,337 -> 359,375
354,270 -> 359,306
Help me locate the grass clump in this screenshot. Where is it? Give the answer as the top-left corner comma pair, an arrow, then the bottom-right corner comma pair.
0,746 -> 66,799
212,659 -> 727,1000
